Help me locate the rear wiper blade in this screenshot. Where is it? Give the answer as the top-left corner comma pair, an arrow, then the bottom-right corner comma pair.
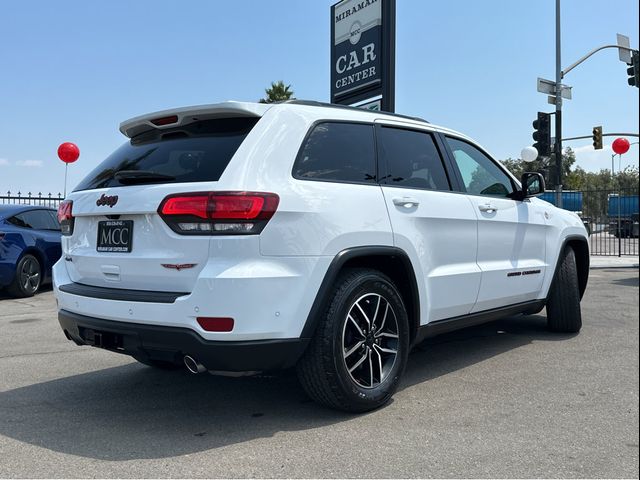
114,170 -> 176,184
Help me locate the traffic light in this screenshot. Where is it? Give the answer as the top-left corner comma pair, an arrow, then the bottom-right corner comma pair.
592,126 -> 603,150
628,50 -> 639,88
532,112 -> 551,156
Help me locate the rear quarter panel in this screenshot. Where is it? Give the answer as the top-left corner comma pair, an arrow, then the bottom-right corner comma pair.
220,106 -> 394,257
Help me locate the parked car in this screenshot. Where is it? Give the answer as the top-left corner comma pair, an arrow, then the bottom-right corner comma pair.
53,100 -> 590,412
0,205 -> 62,297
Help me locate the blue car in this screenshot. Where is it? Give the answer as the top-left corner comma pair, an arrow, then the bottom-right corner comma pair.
0,205 -> 62,297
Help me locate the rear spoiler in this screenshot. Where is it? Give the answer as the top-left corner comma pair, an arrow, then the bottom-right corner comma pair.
119,101 -> 273,138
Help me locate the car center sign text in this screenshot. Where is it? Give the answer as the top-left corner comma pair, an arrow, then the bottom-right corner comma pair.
330,0 -> 395,111
332,0 -> 382,98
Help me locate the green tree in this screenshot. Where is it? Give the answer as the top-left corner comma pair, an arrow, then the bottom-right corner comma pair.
259,81 -> 295,103
500,147 -> 577,187
615,166 -> 640,190
500,158 -> 526,179
562,165 -> 638,191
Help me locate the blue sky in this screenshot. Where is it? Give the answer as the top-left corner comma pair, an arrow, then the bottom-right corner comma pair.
1,0 -> 638,195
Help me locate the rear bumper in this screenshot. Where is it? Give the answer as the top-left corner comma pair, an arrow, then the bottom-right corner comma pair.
58,309 -> 309,372
53,253 -> 332,340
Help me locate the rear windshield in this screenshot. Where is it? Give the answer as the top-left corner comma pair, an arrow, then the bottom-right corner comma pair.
74,117 -> 259,191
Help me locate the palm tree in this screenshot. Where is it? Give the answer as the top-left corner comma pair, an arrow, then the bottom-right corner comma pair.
259,81 -> 295,103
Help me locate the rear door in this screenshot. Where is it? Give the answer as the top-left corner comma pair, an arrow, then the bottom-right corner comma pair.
443,136 -> 548,312
376,123 -> 481,323
62,117 -> 258,292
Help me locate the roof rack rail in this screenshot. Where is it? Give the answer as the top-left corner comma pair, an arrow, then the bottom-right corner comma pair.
281,100 -> 429,124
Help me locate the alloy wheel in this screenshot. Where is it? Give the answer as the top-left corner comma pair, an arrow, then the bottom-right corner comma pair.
341,293 -> 399,389
20,257 -> 40,293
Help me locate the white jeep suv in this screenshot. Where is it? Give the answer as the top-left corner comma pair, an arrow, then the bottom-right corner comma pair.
53,100 -> 589,412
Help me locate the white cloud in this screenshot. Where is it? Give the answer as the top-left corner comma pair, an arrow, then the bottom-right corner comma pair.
15,160 -> 43,167
573,144 -> 639,173
572,145 -> 614,172
0,158 -> 9,166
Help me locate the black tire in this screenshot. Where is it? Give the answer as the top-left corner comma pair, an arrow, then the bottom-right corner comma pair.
296,268 -> 410,412
7,254 -> 41,298
546,247 -> 582,333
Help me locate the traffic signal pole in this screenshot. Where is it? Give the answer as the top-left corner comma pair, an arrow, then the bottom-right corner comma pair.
548,3 -> 637,208
554,0 -> 563,208
562,45 -> 638,78
562,132 -> 640,141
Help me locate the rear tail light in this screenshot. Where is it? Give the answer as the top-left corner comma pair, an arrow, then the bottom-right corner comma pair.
57,200 -> 74,235
158,191 -> 279,235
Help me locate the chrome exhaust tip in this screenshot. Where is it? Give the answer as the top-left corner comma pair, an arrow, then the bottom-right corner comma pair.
183,355 -> 206,374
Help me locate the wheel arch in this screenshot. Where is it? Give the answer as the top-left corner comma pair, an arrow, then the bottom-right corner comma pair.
21,246 -> 45,270
300,246 -> 421,344
558,235 -> 590,299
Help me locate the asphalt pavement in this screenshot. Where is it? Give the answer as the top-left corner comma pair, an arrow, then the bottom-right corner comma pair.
0,268 -> 638,478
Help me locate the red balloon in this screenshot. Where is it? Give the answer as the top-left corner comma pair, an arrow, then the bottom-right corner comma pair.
57,142 -> 80,163
612,137 -> 630,155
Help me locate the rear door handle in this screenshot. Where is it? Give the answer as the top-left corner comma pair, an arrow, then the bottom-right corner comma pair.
478,203 -> 497,213
393,197 -> 420,208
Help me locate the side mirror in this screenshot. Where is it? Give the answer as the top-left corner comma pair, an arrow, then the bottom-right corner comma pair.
521,172 -> 545,197
511,172 -> 545,200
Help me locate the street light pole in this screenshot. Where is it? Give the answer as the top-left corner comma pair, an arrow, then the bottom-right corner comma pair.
554,0 -> 563,208
609,153 -> 623,256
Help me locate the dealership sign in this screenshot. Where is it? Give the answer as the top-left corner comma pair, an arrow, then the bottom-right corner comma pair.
330,0 -> 395,112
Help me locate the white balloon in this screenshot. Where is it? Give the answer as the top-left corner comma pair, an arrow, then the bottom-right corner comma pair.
521,146 -> 538,162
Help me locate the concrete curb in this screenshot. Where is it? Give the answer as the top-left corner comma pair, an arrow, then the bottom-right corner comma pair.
589,256 -> 639,270
590,265 -> 639,269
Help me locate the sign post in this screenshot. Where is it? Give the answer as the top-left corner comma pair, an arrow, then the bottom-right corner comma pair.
330,0 -> 395,112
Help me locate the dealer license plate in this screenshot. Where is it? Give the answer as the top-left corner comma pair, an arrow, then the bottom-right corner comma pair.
97,220 -> 133,253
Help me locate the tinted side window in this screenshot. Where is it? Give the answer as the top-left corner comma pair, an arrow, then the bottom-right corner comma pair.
377,127 -> 450,190
446,137 -> 514,197
9,210 -> 58,230
7,214 -> 29,228
294,122 -> 376,183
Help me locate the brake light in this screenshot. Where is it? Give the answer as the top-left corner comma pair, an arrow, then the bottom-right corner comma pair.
57,200 -> 74,235
158,192 -> 279,235
150,115 -> 178,126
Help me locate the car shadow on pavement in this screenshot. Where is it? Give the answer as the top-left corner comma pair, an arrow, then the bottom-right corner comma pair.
403,313 -> 576,388
611,275 -> 639,288
0,313 -> 574,461
0,284 -> 53,300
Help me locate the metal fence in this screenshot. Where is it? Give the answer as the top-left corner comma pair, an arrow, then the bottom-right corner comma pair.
580,188 -> 639,257
1,188 -> 636,256
0,191 -> 64,208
